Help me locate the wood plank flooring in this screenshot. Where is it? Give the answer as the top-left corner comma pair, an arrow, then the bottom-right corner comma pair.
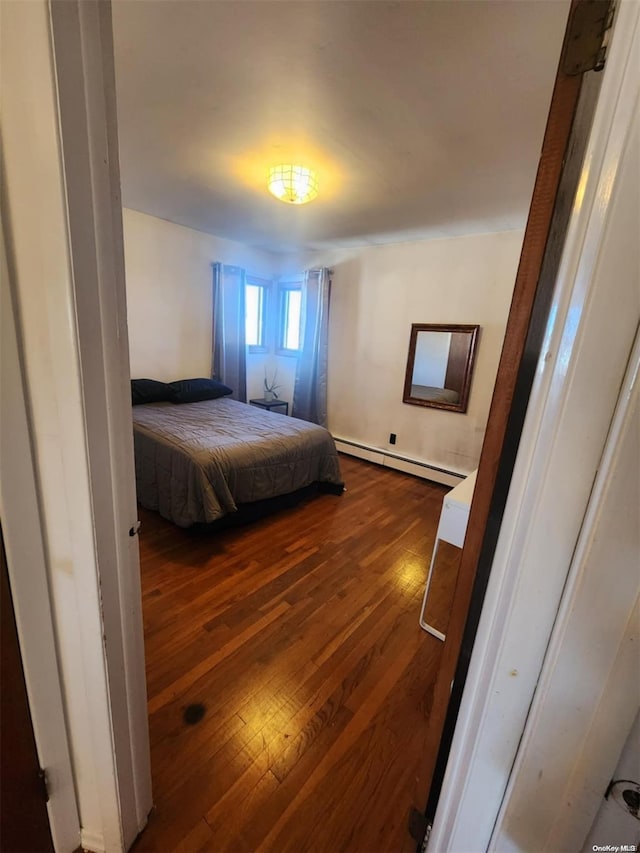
134,455 -> 461,853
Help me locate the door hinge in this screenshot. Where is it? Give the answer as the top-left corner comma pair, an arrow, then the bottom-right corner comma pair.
38,767 -> 50,803
562,0 -> 615,75
408,807 -> 431,851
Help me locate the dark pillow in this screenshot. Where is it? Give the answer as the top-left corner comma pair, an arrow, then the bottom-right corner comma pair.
168,377 -> 233,403
131,378 -> 172,406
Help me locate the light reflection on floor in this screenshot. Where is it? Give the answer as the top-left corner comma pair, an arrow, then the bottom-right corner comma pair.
393,551 -> 427,597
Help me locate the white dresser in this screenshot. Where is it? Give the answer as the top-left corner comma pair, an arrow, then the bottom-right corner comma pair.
419,469 -> 477,641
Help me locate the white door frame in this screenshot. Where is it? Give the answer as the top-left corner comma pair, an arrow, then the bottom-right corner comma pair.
50,2 -> 153,845
1,1 -> 151,850
428,1 -> 640,849
1,214 -> 81,853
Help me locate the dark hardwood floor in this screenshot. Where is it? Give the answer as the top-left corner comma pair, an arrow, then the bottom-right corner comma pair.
134,455 -> 461,853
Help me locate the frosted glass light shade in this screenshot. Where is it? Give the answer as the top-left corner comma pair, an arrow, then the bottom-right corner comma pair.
268,165 -> 319,204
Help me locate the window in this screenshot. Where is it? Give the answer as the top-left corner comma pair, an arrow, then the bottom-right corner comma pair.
243,276 -> 302,354
245,278 -> 269,351
278,283 -> 302,353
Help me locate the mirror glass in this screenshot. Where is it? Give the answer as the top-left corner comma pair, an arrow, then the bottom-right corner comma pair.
402,324 -> 479,413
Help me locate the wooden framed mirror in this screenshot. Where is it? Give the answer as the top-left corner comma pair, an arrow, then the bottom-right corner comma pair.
402,324 -> 479,413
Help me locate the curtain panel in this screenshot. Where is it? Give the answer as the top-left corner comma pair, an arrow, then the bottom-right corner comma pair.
212,262 -> 247,402
292,267 -> 331,426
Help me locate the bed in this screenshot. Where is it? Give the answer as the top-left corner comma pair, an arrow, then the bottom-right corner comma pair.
132,397 -> 344,527
410,384 -> 460,404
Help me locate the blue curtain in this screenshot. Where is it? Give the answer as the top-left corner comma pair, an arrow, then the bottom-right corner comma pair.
292,268 -> 331,426
212,263 -> 247,402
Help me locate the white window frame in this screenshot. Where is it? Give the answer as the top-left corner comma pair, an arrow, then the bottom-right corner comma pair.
245,276 -> 271,353
277,279 -> 303,356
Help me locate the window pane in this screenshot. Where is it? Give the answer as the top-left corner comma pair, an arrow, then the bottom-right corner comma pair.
245,284 -> 263,347
283,289 -> 301,350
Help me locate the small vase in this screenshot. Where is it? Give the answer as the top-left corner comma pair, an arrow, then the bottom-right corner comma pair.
264,390 -> 274,402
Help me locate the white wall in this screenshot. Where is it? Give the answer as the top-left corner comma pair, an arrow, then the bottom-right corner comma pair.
123,210 -> 521,473
122,209 -> 299,403
123,208 -> 278,381
282,229 -> 523,474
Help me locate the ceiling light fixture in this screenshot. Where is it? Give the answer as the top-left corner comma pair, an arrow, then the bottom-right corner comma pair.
268,165 -> 319,205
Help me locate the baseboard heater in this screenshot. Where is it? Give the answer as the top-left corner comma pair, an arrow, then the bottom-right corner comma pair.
333,437 -> 466,488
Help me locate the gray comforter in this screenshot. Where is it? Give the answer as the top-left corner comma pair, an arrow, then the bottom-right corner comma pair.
132,398 -> 343,527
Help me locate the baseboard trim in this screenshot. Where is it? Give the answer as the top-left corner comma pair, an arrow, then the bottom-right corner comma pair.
333,437 -> 467,487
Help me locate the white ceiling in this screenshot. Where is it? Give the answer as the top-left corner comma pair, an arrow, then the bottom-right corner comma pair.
112,0 -> 570,254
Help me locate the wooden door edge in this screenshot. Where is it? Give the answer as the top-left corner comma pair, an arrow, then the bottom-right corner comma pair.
419,0 -> 609,828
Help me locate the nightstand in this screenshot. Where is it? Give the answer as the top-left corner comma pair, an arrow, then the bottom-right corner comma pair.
249,398 -> 289,416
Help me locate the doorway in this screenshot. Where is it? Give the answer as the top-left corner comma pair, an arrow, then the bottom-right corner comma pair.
0,529 -> 53,853
3,1 -> 632,844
